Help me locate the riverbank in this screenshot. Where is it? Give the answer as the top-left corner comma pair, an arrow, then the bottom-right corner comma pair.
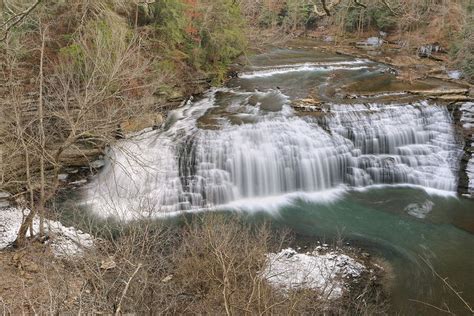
0,213 -> 390,314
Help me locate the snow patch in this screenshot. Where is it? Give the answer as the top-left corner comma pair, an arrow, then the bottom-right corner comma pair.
262,248 -> 365,299
0,207 -> 94,257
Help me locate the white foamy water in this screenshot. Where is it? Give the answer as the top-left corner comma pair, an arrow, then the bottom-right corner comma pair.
85,92 -> 461,220
239,60 -> 372,79
84,56 -> 463,220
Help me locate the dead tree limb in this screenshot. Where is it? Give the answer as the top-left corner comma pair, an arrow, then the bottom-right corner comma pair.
380,0 -> 399,15
115,263 -> 143,315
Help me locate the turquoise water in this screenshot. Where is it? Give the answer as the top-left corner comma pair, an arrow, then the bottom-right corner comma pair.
235,186 -> 474,315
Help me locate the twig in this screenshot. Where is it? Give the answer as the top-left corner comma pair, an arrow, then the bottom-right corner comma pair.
354,0 -> 367,8
408,299 -> 455,315
419,256 -> 474,314
114,263 -> 143,315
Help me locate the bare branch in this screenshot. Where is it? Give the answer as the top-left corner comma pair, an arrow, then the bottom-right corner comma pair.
354,0 -> 367,9
419,256 -> 474,314
380,0 -> 399,15
1,0 -> 43,42
408,299 -> 455,315
115,263 -> 143,315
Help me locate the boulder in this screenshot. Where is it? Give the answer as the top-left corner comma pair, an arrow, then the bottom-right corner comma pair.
366,37 -> 383,46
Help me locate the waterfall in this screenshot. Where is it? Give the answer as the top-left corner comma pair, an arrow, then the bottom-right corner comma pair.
239,59 -> 372,79
86,86 -> 461,219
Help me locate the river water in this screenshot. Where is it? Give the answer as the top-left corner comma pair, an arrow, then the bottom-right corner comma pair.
82,42 -> 474,314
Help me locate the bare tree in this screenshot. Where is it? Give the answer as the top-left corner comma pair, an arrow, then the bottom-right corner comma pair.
1,1 -> 161,247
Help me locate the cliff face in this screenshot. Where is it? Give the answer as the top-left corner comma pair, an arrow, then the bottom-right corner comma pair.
454,102 -> 474,197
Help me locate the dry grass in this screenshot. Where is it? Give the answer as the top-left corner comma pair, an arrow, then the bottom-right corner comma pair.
0,214 -> 389,314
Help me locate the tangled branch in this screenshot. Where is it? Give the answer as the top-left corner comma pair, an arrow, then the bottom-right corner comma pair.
1,0 -> 42,42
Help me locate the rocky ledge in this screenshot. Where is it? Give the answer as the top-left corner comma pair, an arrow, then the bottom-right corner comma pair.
453,102 -> 474,197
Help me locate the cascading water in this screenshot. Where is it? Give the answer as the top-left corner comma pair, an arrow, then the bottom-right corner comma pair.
85,56 -> 462,220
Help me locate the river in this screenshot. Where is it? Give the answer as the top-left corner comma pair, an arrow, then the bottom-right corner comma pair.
79,41 -> 474,314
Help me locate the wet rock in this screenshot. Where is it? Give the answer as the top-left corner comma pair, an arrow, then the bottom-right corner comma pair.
0,191 -> 11,208
291,98 -> 323,112
418,43 -> 441,58
384,67 -> 398,75
356,37 -> 383,50
227,69 -> 239,79
458,102 -> 474,197
367,37 -> 383,46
